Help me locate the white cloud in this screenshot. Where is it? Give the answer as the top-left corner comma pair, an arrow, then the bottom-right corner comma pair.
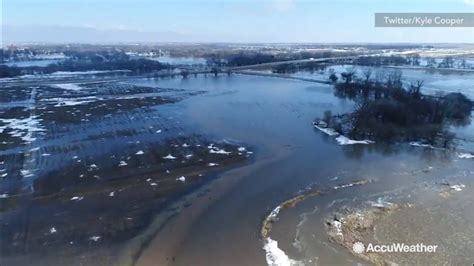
464,0 -> 474,5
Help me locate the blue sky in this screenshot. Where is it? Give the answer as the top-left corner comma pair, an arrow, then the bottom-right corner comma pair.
2,0 -> 474,43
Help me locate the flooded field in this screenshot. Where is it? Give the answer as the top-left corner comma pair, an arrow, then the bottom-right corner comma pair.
1,70 -> 473,265
290,64 -> 474,99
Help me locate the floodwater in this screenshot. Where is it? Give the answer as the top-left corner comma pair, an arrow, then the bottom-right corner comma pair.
291,64 -> 474,99
1,70 -> 474,265
128,72 -> 474,265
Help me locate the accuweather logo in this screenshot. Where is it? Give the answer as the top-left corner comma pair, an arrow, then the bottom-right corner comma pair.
352,242 -> 438,254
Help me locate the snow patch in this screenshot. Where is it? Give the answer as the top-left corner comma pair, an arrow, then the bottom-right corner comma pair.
209,148 -> 231,155
89,236 -> 101,242
163,154 -> 176,160
458,153 -> 474,159
55,83 -> 83,91
336,136 -> 375,145
0,116 -> 45,143
451,184 -> 465,192
70,196 -> 84,201
313,124 -> 339,136
409,141 -> 436,149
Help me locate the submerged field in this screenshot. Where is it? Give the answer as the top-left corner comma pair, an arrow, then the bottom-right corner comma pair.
1,66 -> 474,265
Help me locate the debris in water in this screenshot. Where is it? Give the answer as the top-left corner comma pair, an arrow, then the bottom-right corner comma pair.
177,176 -> 186,182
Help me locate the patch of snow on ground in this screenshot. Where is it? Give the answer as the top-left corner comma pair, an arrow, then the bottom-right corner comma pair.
53,96 -> 98,107
0,116 -> 45,143
451,184 -> 466,192
409,141 -> 436,149
209,148 -> 231,155
70,196 -> 84,201
55,83 -> 83,91
313,124 -> 339,136
163,154 -> 176,160
89,236 -> 101,241
332,220 -> 343,236
336,136 -> 374,145
458,153 -> 474,159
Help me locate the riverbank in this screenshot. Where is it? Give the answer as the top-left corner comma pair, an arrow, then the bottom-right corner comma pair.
326,180 -> 474,265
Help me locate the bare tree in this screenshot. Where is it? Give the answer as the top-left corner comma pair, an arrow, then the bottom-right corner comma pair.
363,68 -> 372,83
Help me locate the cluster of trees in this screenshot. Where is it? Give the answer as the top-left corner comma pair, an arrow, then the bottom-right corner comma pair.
225,52 -> 277,66
355,55 -> 410,66
323,69 -> 473,145
355,54 -> 472,70
272,61 -> 328,74
1,52 -> 171,78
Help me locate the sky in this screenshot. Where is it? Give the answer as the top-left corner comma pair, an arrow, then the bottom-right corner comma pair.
1,0 -> 474,43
